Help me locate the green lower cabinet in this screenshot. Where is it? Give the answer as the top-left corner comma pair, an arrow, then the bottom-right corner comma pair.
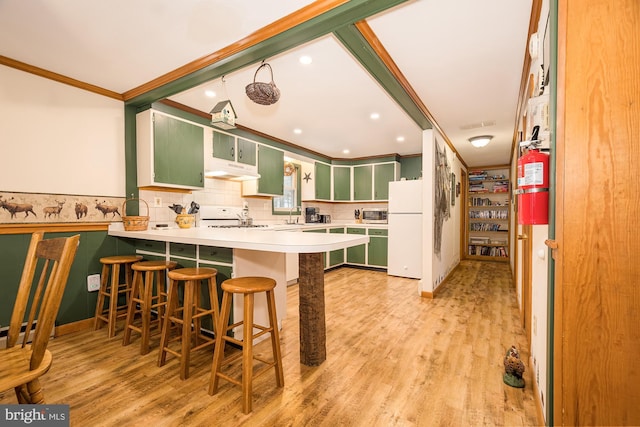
303,228 -> 327,268
346,227 -> 366,264
197,262 -> 232,332
169,242 -> 196,263
368,228 -> 388,267
329,227 -> 345,267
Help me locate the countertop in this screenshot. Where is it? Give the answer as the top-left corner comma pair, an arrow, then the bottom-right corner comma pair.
108,223 -> 369,254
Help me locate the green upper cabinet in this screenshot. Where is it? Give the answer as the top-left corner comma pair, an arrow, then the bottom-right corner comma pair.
333,166 -> 351,201
212,131 -> 256,166
373,163 -> 396,200
353,165 -> 373,201
243,144 -> 284,196
212,131 -> 235,161
315,162 -> 331,201
237,138 -> 256,166
154,114 -> 204,187
137,109 -> 204,190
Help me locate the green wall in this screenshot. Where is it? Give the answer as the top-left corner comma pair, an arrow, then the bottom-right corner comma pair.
0,232 -> 135,327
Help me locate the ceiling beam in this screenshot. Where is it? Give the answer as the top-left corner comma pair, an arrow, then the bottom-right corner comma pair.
124,0 -> 410,108
333,23 -> 431,131
335,21 -> 466,168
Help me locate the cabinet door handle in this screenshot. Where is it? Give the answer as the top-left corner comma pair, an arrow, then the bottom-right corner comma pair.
238,149 -> 242,159
231,146 -> 235,158
517,234 -> 528,240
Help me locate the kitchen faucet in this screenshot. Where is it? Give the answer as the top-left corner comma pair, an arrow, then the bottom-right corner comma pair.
287,206 -> 301,224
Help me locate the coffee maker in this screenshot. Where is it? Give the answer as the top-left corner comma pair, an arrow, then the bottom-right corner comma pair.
305,207 -> 320,223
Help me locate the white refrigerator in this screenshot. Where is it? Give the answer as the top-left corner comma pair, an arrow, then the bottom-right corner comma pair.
387,180 -> 423,279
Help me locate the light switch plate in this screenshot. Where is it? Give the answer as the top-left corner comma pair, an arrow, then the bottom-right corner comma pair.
87,274 -> 101,292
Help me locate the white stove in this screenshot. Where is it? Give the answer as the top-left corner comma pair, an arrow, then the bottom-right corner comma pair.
198,205 -> 268,229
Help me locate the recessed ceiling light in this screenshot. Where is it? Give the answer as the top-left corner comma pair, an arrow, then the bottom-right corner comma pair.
396,136 -> 405,143
370,113 -> 380,120
293,128 -> 302,134
205,90 -> 216,98
343,149 -> 350,154
299,55 -> 312,65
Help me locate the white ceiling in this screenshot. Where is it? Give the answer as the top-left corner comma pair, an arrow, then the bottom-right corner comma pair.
0,0 -> 533,167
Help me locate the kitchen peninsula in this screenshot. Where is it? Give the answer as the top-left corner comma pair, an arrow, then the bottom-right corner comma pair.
108,223 -> 369,366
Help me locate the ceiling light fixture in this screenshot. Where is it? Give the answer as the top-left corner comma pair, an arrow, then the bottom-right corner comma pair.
469,135 -> 493,148
299,55 -> 312,65
396,136 -> 405,143
370,113 -> 380,120
293,128 -> 302,134
205,90 -> 216,98
343,149 -> 350,154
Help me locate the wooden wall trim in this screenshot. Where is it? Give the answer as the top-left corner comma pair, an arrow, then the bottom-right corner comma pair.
509,0 -> 543,165
55,318 -> 94,337
0,55 -> 123,101
530,354 -> 547,426
0,223 -> 110,235
122,0 -> 349,101
355,21 -> 467,170
553,0 -> 567,423
419,261 -> 461,299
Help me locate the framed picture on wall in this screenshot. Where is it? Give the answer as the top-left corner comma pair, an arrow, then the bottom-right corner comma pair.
451,173 -> 456,206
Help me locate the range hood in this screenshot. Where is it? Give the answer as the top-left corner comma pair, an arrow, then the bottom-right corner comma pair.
204,157 -> 260,181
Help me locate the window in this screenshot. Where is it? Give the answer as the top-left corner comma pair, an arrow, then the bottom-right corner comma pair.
272,162 -> 301,215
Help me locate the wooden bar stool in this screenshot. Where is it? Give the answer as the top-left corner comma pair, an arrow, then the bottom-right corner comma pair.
208,276 -> 284,414
122,260 -> 178,354
94,255 -> 142,338
158,267 -> 219,380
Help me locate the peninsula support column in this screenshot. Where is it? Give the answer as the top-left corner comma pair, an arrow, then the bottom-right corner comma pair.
298,252 -> 326,366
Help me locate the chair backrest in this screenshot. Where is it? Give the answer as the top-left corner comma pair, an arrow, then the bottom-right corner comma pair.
6,232 -> 80,369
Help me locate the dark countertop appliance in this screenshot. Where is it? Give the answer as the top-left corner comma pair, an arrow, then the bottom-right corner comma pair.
318,214 -> 331,224
305,207 -> 320,223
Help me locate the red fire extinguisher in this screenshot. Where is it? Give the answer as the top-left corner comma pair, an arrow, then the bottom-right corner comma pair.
517,127 -> 549,225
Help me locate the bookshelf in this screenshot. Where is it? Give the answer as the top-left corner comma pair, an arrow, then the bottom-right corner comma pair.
466,167 -> 510,261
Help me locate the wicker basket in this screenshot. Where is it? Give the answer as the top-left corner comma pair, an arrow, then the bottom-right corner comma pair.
122,198 -> 149,231
245,62 -> 280,105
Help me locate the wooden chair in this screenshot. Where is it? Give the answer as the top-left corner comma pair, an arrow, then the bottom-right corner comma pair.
0,231 -> 80,404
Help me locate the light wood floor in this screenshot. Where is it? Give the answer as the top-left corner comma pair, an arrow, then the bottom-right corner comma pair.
0,261 -> 540,426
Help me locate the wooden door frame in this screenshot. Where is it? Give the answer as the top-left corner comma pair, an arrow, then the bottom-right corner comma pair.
459,169 -> 467,259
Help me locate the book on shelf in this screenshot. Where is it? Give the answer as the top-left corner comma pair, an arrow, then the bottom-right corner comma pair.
468,245 -> 509,257
470,237 -> 490,244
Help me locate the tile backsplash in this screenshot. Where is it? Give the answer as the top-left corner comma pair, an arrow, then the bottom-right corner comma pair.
139,178 -> 387,225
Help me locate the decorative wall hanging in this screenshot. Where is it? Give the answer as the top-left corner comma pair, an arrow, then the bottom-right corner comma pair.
0,191 -> 125,224
433,141 -> 451,258
245,62 -> 280,105
210,99 -> 237,130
